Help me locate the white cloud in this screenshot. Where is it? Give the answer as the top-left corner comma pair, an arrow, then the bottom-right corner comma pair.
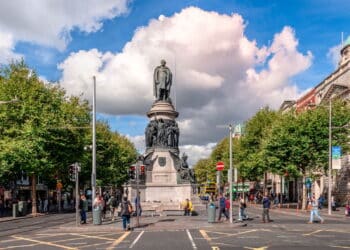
327,44 -> 342,69
0,31 -> 22,64
180,143 -> 216,167
59,7 -> 313,152
0,0 -> 129,50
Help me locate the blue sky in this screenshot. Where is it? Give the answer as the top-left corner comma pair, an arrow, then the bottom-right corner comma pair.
0,0 -> 349,164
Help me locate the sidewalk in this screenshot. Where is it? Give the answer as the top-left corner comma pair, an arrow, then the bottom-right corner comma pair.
248,202 -> 349,219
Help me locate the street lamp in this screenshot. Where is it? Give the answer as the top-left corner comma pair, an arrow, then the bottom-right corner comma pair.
328,98 -> 332,215
92,76 -> 97,221
228,124 -> 233,224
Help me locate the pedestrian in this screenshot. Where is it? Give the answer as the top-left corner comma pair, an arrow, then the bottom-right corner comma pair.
93,194 -> 104,223
238,195 -> 248,221
107,194 -> 119,221
183,198 -> 192,216
262,193 -> 272,223
43,198 -> 48,213
0,198 -> 4,217
120,196 -> 133,231
218,193 -> 228,221
225,195 -> 230,218
308,194 -> 324,224
331,196 -> 336,211
318,195 -> 325,209
134,192 -> 142,217
345,198 -> 350,217
79,195 -> 88,224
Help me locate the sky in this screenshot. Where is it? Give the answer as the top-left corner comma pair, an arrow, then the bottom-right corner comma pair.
0,0 -> 349,166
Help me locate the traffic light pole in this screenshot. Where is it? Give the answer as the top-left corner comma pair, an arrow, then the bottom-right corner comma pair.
75,163 -> 80,227
135,159 -> 140,228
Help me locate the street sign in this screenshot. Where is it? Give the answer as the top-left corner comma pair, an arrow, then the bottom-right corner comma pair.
56,181 -> 62,190
216,161 -> 224,171
332,146 -> 342,170
305,178 -> 312,189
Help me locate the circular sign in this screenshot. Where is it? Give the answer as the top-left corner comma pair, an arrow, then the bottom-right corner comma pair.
56,182 -> 63,190
216,161 -> 224,171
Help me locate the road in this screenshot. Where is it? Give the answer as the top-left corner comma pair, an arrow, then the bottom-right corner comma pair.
0,206 -> 349,249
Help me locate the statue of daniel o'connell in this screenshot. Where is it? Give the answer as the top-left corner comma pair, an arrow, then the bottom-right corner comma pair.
153,59 -> 172,102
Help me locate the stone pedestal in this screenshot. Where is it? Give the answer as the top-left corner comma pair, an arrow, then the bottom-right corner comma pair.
126,100 -> 194,210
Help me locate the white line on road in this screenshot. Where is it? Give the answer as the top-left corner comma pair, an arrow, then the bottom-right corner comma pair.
129,231 -> 144,248
186,229 -> 197,249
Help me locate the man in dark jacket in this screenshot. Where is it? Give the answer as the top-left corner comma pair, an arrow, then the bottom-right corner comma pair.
262,193 -> 272,223
120,196 -> 132,230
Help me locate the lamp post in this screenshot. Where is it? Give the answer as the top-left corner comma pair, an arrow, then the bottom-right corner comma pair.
328,98 -> 332,215
92,76 -> 97,220
228,124 -> 233,224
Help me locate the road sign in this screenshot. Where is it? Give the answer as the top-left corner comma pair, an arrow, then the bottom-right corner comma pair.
332,146 -> 342,170
305,178 -> 312,189
216,161 -> 224,171
56,181 -> 62,190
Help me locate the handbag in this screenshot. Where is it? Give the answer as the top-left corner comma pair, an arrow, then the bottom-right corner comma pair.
128,204 -> 133,213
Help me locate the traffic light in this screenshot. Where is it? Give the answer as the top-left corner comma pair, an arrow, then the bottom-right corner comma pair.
129,166 -> 136,180
140,165 -> 145,176
69,164 -> 76,181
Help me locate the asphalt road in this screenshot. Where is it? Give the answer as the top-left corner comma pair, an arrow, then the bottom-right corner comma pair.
0,206 -> 349,249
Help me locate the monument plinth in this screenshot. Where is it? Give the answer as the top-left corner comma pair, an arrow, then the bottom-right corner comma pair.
126,60 -> 195,208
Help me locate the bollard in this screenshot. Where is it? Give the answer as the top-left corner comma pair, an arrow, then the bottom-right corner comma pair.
12,204 -> 18,218
208,203 -> 216,223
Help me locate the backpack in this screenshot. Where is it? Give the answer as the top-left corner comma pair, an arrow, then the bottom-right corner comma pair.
112,198 -> 118,208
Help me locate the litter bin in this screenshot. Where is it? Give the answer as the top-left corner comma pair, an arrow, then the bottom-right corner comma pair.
18,201 -> 27,216
13,204 -> 19,218
207,203 -> 216,223
93,206 -> 102,225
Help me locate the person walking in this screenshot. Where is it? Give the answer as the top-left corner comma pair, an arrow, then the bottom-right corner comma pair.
218,193 -> 228,221
107,194 -> 119,221
308,194 -> 324,224
134,192 -> 142,217
0,199 -> 4,217
120,196 -> 133,231
79,195 -> 88,224
262,193 -> 272,223
238,195 -> 248,221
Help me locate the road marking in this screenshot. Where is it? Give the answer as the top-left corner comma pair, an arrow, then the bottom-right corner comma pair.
329,246 -> 350,249
2,243 -> 39,249
212,247 -> 220,250
186,229 -> 197,249
199,229 -> 211,242
244,246 -> 268,250
129,231 -> 144,248
69,233 -> 115,241
11,236 -> 77,250
303,229 -> 323,236
106,231 -> 130,250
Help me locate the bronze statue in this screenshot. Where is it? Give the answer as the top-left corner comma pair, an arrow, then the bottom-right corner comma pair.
153,59 -> 172,101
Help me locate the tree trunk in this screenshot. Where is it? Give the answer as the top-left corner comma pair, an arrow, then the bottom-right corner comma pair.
31,174 -> 37,216
301,173 -> 307,210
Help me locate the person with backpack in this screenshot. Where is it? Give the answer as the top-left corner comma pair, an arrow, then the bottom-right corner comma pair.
107,194 -> 119,221
218,193 -> 229,221
120,196 -> 133,231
